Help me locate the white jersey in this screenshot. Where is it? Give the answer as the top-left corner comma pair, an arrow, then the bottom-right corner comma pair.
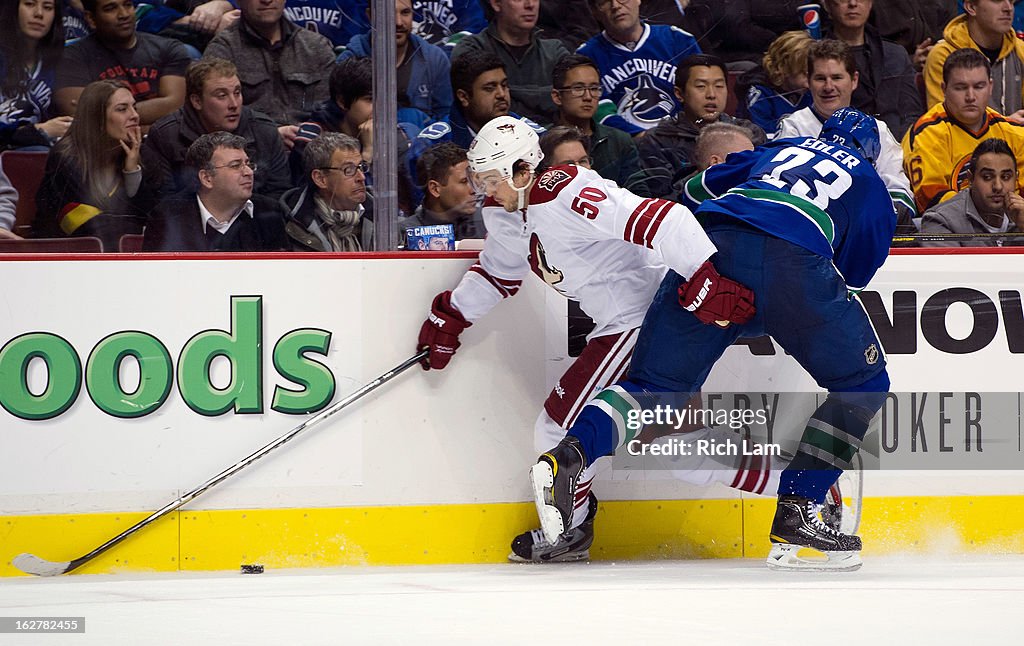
450,165 -> 716,339
775,106 -> 917,215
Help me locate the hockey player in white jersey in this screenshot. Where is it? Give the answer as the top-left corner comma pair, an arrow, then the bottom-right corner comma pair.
416,116 -> 790,563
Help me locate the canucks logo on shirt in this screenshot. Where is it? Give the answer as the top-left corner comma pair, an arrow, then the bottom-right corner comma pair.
618,75 -> 676,128
577,23 -> 701,134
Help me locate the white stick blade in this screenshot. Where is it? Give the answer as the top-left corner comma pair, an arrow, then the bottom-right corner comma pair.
13,553 -> 72,577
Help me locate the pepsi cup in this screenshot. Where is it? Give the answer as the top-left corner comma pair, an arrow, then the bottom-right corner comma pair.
798,3 -> 822,40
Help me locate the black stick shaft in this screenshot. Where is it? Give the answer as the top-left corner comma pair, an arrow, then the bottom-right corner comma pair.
20,350 -> 428,576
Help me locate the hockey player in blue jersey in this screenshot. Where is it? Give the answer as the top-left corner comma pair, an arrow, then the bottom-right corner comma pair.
531,108 -> 895,571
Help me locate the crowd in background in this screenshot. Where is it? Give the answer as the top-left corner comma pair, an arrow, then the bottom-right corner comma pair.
0,0 -> 1022,251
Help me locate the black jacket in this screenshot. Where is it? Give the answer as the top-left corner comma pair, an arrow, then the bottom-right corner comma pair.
637,113 -> 766,199
142,104 -> 292,201
684,0 -> 804,64
868,0 -> 956,56
278,184 -> 375,252
825,24 -> 923,139
142,192 -> 288,252
33,145 -> 155,251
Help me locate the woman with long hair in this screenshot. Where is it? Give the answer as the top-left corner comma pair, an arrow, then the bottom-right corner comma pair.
735,30 -> 815,135
33,80 -> 155,250
0,0 -> 72,150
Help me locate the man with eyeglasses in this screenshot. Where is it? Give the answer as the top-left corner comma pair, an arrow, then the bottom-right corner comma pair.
281,132 -> 374,251
538,126 -> 594,172
143,58 -> 292,202
577,0 -> 701,135
551,54 -> 652,195
143,131 -> 289,251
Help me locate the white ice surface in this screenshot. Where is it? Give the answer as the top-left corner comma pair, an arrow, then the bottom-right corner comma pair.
2,556 -> 1023,645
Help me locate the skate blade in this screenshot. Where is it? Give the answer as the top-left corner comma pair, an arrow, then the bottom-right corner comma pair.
507,549 -> 590,564
529,461 -> 564,544
765,543 -> 862,572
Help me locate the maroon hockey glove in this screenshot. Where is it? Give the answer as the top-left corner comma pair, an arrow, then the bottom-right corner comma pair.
418,291 -> 472,370
678,260 -> 756,327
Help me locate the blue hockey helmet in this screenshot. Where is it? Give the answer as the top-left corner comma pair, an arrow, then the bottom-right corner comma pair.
819,107 -> 880,165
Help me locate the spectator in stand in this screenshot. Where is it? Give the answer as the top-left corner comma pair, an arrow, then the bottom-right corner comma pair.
823,0 -> 923,139
63,0 -> 92,42
133,1 -> 241,54
412,0 -> 487,52
451,0 -> 569,126
412,51 -> 543,169
0,164 -> 20,239
681,0 -> 804,66
398,141 -> 483,246
280,132 -> 374,251
577,0 -> 701,136
283,0 -> 368,51
537,125 -> 593,171
538,0 -> 599,51
638,54 -> 766,199
924,0 -> 1024,117
339,0 -> 451,124
776,39 -> 917,227
735,30 -> 814,135
869,0 -> 955,70
143,131 -> 288,251
550,54 -> 650,196
903,48 -> 1024,212
290,57 -> 418,214
54,0 -> 190,129
34,80 -> 156,250
1,0 -> 72,151
640,0 -> 690,27
142,58 -> 291,201
921,137 -> 1024,245
204,0 -> 335,147
693,121 -> 755,171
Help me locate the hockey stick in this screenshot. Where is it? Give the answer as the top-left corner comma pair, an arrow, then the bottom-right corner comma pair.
13,350 -> 429,577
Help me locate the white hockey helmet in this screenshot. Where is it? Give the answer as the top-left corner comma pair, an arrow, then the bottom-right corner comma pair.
467,115 -> 544,180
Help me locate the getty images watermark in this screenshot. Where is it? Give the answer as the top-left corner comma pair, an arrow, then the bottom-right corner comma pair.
624,404 -> 782,458
612,392 -> 1024,471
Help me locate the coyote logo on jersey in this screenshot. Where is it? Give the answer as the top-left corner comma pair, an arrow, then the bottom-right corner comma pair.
536,169 -> 572,193
528,233 -> 565,293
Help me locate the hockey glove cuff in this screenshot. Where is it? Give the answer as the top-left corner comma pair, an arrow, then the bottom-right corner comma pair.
418,291 -> 472,370
678,260 -> 756,327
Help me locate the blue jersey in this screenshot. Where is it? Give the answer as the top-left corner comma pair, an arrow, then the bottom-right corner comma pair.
577,23 -> 700,135
681,137 -> 895,291
742,84 -> 813,135
284,0 -> 369,49
412,0 -> 487,49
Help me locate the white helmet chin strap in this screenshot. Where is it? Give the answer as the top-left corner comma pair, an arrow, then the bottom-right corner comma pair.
506,169 -> 535,210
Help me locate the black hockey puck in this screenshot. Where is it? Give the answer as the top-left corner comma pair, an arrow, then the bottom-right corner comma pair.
240,564 -> 264,574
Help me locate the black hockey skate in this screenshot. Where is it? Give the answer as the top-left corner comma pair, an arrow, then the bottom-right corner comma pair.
767,494 -> 863,572
509,493 -> 597,563
530,436 -> 587,544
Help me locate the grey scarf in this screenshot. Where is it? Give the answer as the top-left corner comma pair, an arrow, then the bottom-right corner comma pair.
314,196 -> 363,252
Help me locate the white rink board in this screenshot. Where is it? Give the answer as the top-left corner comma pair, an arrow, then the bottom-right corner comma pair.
0,253 -> 1022,515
